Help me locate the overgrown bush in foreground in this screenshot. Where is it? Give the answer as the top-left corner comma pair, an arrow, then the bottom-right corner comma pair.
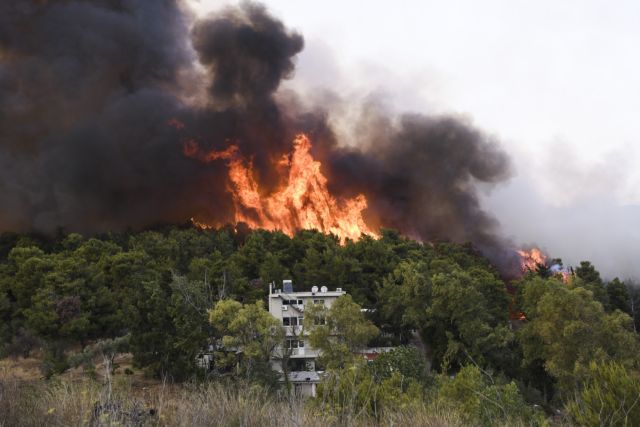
1,376 -> 474,427
566,361 -> 640,427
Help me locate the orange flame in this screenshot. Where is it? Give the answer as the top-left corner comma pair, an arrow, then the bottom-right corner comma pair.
185,133 -> 378,242
516,247 -> 547,273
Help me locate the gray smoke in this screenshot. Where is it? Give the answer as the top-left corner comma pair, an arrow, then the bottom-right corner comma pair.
0,1 -> 303,231
324,110 -> 517,274
0,1 -> 522,274
0,0 -> 201,230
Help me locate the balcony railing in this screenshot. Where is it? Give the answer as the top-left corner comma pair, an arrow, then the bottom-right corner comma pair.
288,347 -> 320,358
290,347 -> 305,356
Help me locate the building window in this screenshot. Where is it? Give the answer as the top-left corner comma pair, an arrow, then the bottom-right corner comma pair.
314,317 -> 326,326
298,316 -> 304,326
285,339 -> 305,349
283,317 -> 300,326
313,299 -> 325,306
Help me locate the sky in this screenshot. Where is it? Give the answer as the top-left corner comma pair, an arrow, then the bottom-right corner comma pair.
190,0 -> 640,278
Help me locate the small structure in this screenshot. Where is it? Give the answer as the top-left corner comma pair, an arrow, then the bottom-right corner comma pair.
268,280 -> 346,397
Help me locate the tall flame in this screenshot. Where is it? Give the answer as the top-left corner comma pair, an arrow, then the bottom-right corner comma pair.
185,133 -> 378,242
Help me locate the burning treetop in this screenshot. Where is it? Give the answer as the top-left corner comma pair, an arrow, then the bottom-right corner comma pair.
184,133 -> 377,242
1,0 -> 532,276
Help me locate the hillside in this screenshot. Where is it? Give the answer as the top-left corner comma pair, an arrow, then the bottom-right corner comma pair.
1,226 -> 639,426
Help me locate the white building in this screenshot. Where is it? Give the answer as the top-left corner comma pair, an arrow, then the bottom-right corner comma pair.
268,279 -> 346,397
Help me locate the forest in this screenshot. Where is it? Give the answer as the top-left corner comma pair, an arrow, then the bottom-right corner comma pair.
1,225 -> 639,426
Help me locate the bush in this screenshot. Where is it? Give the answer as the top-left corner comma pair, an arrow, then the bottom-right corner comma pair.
40,345 -> 69,379
369,346 -> 430,385
566,361 -> 640,427
0,377 -> 461,426
4,328 -> 40,359
436,365 -> 545,427
313,360 -> 425,421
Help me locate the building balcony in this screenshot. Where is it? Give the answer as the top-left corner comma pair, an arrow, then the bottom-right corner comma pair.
289,347 -> 320,358
284,325 -> 306,336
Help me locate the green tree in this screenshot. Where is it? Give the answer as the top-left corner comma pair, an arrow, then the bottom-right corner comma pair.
0,279 -> 13,353
519,277 -> 640,395
607,277 -> 631,314
566,361 -> 640,427
258,252 -> 291,291
314,359 -> 424,421
341,235 -> 400,306
209,299 -> 282,383
68,335 -> 131,385
575,261 -> 610,310
377,260 -> 431,343
629,284 -> 640,333
5,246 -> 52,313
369,346 -> 428,385
127,268 -> 209,380
437,365 -> 544,426
306,295 -> 378,370
426,264 -> 513,372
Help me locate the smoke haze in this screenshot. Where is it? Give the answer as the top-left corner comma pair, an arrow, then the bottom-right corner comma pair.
0,0 -> 570,276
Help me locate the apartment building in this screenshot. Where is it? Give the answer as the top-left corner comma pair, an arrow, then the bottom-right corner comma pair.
268,279 -> 346,397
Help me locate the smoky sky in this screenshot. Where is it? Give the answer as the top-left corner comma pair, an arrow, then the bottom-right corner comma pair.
0,1 -> 521,274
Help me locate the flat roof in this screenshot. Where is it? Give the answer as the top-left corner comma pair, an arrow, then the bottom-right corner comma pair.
270,291 -> 346,298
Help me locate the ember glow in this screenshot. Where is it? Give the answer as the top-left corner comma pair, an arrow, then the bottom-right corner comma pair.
516,247 -> 547,273
184,134 -> 378,242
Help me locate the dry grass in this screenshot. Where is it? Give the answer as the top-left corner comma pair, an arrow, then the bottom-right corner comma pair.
0,375 -> 468,427
0,356 -> 43,382
0,355 -> 555,426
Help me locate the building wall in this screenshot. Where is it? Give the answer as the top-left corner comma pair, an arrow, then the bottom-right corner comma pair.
268,283 -> 346,397
293,382 -> 317,398
268,287 -> 345,321
268,284 -> 344,371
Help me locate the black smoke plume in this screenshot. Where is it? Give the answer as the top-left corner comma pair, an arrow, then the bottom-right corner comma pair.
0,1 -> 520,274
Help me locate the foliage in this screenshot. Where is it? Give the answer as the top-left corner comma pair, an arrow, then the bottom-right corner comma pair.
378,256 -> 514,373
427,264 -> 513,371
518,276 -> 640,395
0,376 -> 467,427
306,295 -> 379,370
607,277 -> 631,314
208,299 -> 282,383
574,261 -> 610,310
377,260 -> 432,342
127,270 -> 211,380
0,225 -> 638,423
314,359 -> 425,421
68,335 -> 131,377
566,361 -> 640,427
311,326 -> 426,420
436,365 -> 545,426
369,346 -> 429,385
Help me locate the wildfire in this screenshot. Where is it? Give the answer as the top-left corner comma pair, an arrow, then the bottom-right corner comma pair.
516,247 -> 547,273
516,248 -> 571,283
185,133 -> 378,242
